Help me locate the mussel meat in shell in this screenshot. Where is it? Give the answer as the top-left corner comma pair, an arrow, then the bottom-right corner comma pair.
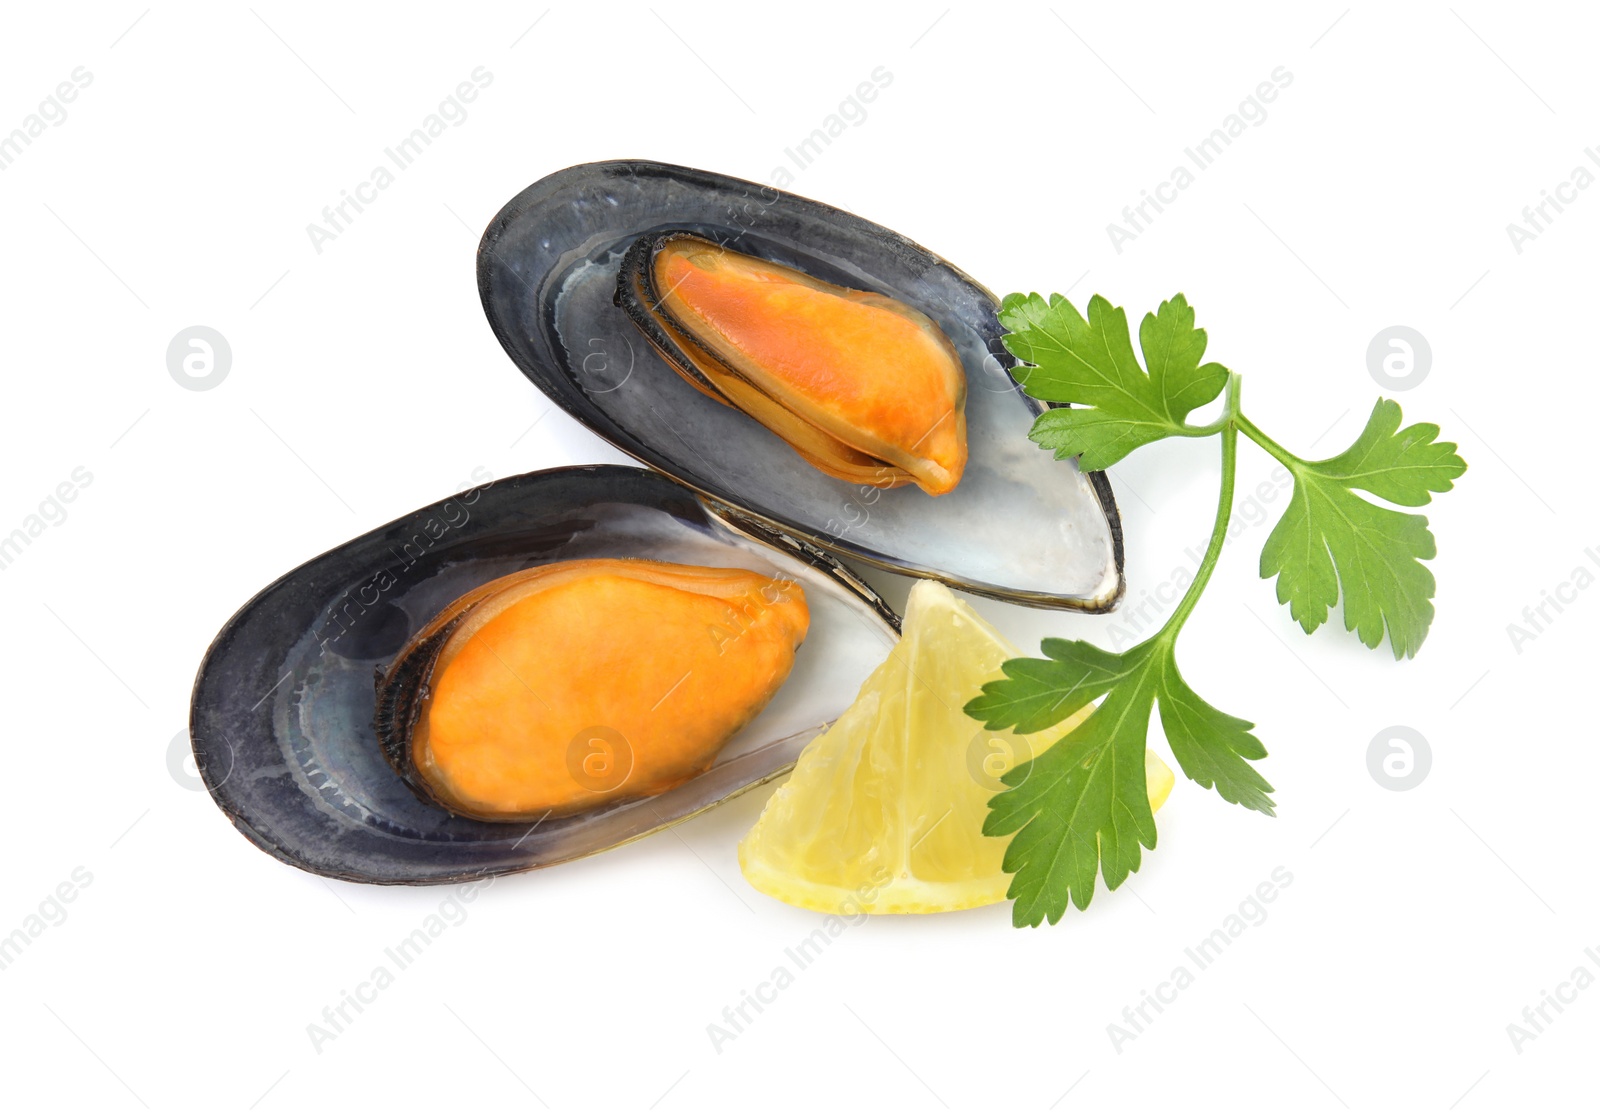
375,557 -> 810,822
616,232 -> 968,495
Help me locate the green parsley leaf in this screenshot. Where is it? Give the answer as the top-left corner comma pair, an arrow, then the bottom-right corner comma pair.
1258,399 -> 1467,659
963,637 -> 1127,734
1301,398 -> 1468,507
1154,655 -> 1275,815
967,636 -> 1273,927
999,292 -> 1229,470
1027,408 -> 1173,474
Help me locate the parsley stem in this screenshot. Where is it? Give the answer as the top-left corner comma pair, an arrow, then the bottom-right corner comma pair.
1235,413 -> 1302,471
1161,372 -> 1240,638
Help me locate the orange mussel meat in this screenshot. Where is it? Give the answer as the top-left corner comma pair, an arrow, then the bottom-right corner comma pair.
618,233 -> 968,496
375,558 -> 810,821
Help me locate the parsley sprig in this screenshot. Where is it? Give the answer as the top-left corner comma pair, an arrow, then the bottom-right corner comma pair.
966,292 -> 1466,927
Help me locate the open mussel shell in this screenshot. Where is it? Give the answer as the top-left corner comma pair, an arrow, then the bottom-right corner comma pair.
477,160 -> 1124,611
189,465 -> 898,885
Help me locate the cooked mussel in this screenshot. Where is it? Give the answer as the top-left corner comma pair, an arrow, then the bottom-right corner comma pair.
616,232 -> 968,495
480,161 -> 1124,611
374,557 -> 810,822
191,464 -> 901,884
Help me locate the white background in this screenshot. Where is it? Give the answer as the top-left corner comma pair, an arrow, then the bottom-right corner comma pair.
1,2 -> 1593,1114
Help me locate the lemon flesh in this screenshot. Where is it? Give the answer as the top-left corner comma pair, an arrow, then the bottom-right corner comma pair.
738,580 -> 1174,915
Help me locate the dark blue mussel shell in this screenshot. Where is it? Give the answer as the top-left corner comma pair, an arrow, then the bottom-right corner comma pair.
191,466 -> 898,884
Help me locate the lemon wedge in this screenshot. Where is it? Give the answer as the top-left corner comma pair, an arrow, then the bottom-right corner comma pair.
738,579 -> 1174,914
